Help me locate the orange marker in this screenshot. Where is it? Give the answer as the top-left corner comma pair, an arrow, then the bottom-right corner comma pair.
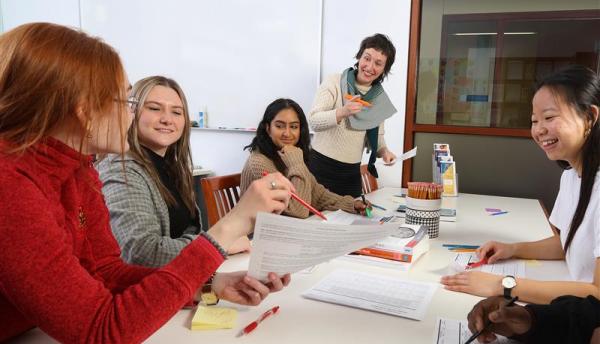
344,94 -> 372,107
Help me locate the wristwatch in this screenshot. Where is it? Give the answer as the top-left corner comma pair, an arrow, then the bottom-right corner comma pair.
200,273 -> 219,306
502,275 -> 517,299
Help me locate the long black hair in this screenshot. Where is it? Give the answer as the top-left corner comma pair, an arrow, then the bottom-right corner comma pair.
535,65 -> 600,252
244,98 -> 311,173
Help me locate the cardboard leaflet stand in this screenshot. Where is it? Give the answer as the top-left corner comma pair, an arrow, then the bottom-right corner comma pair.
433,143 -> 458,197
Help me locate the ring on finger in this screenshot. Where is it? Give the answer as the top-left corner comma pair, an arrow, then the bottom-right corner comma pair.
270,180 -> 277,190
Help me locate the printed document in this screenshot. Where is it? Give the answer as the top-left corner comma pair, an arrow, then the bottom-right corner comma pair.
433,317 -> 518,344
248,213 -> 394,280
451,253 -> 526,278
303,269 -> 437,320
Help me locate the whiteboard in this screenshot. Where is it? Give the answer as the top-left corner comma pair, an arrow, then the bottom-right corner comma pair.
80,0 -> 322,128
0,0 -> 80,31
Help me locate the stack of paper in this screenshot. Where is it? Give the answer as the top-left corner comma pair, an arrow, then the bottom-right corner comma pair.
303,269 -> 437,320
356,223 -> 429,263
325,210 -> 429,267
191,306 -> 237,331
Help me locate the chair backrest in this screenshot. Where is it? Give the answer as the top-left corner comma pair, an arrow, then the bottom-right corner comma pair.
360,164 -> 378,194
201,173 -> 242,227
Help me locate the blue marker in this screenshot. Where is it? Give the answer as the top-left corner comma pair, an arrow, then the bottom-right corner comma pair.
370,203 -> 387,211
443,244 -> 480,249
490,211 -> 509,216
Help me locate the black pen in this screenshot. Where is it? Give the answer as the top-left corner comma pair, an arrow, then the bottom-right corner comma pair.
360,194 -> 373,218
464,296 -> 519,344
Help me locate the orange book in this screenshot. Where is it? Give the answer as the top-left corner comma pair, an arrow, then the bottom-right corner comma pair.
354,224 -> 429,263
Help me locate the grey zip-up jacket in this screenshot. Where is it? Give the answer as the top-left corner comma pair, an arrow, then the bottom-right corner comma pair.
96,154 -> 200,268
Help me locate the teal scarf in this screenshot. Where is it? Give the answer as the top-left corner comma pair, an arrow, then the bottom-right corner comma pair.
343,68 -> 396,178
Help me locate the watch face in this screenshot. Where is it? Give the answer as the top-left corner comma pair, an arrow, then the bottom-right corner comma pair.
502,276 -> 517,288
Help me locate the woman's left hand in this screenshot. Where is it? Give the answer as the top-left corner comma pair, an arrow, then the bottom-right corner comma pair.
380,149 -> 397,165
211,271 -> 291,306
440,271 -> 503,297
354,199 -> 371,216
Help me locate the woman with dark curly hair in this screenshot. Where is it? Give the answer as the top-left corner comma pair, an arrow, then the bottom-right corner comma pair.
308,33 -> 398,198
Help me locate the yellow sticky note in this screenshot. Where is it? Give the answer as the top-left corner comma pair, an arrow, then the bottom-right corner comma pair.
191,306 -> 237,330
525,259 -> 542,267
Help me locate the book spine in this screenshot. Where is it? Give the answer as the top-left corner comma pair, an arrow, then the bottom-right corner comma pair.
356,248 -> 414,262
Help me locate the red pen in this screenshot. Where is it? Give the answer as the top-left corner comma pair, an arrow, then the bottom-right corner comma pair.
238,305 -> 279,336
466,257 -> 488,269
262,171 -> 328,221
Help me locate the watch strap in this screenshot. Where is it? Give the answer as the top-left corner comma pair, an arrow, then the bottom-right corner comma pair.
200,273 -> 219,306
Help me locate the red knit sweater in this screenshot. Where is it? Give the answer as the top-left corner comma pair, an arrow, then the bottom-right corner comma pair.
0,138 -> 224,343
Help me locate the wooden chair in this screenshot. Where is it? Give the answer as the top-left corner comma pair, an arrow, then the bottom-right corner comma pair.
201,173 -> 242,227
360,164 -> 378,194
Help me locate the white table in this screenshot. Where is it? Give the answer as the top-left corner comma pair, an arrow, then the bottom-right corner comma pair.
12,188 -> 568,344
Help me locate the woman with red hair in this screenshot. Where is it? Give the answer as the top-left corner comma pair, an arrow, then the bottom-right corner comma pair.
0,23 -> 291,343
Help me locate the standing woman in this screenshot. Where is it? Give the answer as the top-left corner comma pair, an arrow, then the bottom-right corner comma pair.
0,23 -> 291,343
97,76 -> 249,268
309,33 -> 397,197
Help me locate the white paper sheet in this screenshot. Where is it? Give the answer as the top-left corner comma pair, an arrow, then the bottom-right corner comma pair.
433,317 -> 519,344
325,209 -> 398,225
325,209 -> 378,225
376,147 -> 417,166
248,213 -> 394,280
336,253 -> 411,271
303,269 -> 437,320
400,147 -> 418,161
450,253 -> 526,278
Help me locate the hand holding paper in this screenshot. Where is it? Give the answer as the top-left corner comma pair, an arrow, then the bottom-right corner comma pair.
377,147 -> 417,166
248,212 -> 395,281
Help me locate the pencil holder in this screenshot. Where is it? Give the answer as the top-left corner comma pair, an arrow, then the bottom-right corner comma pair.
405,197 -> 442,238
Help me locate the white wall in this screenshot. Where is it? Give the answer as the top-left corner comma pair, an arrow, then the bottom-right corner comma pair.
0,0 -> 413,186
321,0 -> 411,187
0,0 -> 80,30
189,129 -> 256,176
190,0 -> 412,181
79,0 -> 321,130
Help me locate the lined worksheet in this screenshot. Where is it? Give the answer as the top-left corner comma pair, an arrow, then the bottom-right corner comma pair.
302,269 -> 437,320
452,253 -> 526,278
433,318 -> 519,344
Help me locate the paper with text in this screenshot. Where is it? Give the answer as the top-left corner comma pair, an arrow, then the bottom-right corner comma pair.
248,213 -> 394,280
451,253 -> 526,278
433,317 -> 518,344
303,269 -> 437,320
